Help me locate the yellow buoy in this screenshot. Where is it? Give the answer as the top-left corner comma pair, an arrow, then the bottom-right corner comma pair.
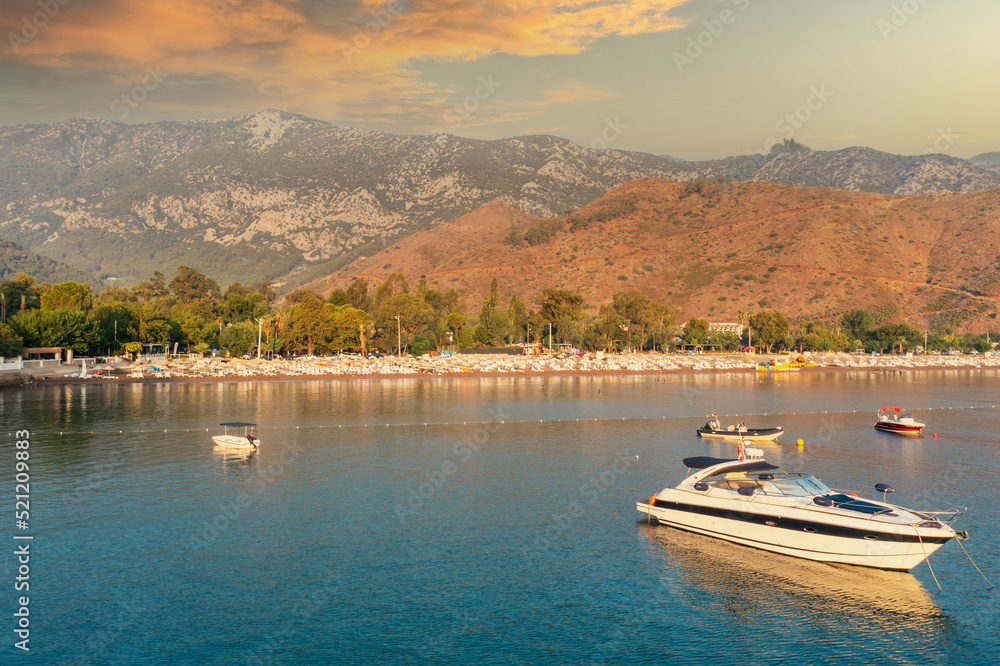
796,438 -> 804,448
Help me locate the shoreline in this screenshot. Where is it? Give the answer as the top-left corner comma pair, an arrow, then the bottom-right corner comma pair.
7,354 -> 999,387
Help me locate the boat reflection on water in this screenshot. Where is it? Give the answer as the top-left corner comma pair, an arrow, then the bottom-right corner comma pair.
212,446 -> 257,468
637,522 -> 947,626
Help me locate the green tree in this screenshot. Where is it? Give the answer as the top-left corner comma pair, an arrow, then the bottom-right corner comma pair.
93,303 -> 138,351
329,305 -> 371,353
219,283 -> 267,323
40,281 -> 94,311
9,309 -> 98,354
410,334 -> 433,356
648,302 -> 677,351
1,273 -> 42,314
346,278 -> 373,313
841,309 -> 874,341
219,321 -> 258,357
445,311 -> 466,346
0,323 -> 24,356
374,273 -> 409,305
328,289 -> 348,307
132,271 -> 170,301
748,310 -> 789,353
873,322 -> 920,353
98,285 -> 135,305
538,288 -> 586,323
377,293 -> 435,352
255,281 -> 278,308
507,294 -> 528,343
593,303 -> 625,350
682,317 -> 710,345
474,278 -> 505,345
610,289 -> 654,350
128,301 -> 172,344
169,266 -> 219,319
287,293 -> 332,355
794,322 -> 850,352
169,304 -> 211,351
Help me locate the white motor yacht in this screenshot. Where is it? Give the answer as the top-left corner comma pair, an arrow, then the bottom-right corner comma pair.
637,445 -> 966,571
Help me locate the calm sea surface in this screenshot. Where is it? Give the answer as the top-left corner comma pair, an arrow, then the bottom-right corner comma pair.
1,370 -> 998,664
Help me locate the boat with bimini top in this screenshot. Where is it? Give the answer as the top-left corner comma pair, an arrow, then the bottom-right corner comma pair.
212,422 -> 260,450
637,442 -> 966,571
874,407 -> 925,435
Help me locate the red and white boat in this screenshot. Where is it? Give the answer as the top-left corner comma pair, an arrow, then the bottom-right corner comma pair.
874,408 -> 925,435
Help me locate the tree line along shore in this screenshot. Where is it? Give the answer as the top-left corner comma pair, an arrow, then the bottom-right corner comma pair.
1,266 -> 997,360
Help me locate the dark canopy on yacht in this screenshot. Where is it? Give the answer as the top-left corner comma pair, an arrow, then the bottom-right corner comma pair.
220,422 -> 257,427
683,457 -> 780,473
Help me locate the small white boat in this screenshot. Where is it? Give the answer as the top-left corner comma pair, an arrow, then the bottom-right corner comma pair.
874,407 -> 925,435
696,412 -> 783,441
212,422 -> 260,450
637,443 -> 967,571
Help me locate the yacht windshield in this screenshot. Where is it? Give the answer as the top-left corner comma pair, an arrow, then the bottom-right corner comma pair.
768,475 -> 832,496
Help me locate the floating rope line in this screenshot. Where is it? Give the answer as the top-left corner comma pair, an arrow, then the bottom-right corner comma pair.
16,404 -> 999,437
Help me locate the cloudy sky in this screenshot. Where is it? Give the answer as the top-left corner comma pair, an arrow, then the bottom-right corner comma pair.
1,0 -> 997,159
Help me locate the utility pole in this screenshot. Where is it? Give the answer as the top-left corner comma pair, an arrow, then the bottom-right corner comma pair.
548,323 -> 552,354
256,318 -> 263,359
395,315 -> 401,356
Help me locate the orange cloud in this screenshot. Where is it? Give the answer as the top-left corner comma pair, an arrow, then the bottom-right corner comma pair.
1,0 -> 691,127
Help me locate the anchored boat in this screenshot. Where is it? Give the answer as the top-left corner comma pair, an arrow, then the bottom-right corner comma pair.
696,412 -> 783,441
874,407 -> 925,435
637,444 -> 966,571
212,421 -> 260,450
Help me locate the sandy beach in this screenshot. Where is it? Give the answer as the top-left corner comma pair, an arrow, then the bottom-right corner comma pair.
8,351 -> 999,386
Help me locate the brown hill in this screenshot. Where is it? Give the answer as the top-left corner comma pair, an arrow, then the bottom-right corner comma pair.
307,179 -> 1000,331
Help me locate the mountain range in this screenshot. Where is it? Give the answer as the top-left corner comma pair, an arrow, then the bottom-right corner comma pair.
2,110 -> 999,292
309,179 -> 1000,331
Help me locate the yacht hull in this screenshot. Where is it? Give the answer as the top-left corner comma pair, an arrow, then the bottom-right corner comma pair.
212,435 -> 259,450
874,422 -> 923,435
696,427 -> 783,441
637,496 -> 951,571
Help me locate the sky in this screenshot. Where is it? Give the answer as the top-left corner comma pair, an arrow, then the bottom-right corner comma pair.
1,0 -> 998,160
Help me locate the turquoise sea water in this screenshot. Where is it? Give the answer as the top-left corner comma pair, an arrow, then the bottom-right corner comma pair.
1,370 -> 998,664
